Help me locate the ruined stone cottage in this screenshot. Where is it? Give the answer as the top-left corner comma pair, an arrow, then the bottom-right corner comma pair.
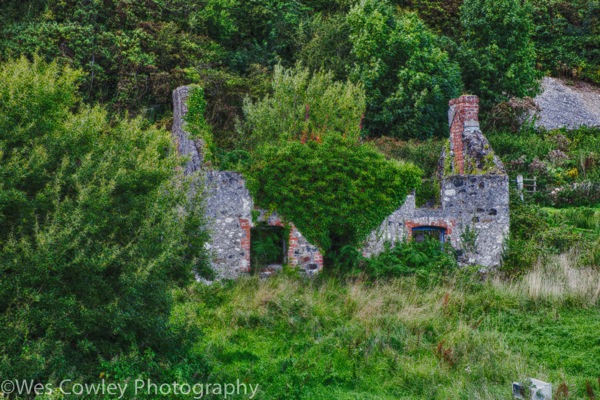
172,88 -> 509,279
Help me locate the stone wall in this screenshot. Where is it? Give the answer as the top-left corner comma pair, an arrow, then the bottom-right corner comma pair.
173,87 -> 509,276
362,194 -> 416,258
172,86 -> 203,174
255,210 -> 324,274
204,171 -> 253,279
172,86 -> 323,279
441,175 -> 509,267
362,95 -> 510,268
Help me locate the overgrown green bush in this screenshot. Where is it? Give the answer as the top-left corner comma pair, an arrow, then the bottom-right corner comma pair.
238,64 -> 366,150
359,238 -> 457,279
0,57 -> 210,381
247,135 -> 422,267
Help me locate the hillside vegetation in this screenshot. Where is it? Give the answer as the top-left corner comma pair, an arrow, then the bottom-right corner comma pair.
0,0 -> 599,399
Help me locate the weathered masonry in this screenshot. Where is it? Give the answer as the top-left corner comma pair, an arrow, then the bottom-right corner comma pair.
172,88 -> 509,278
173,87 -> 323,279
363,96 -> 509,267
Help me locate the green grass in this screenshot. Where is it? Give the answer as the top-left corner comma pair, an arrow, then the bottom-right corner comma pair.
172,259 -> 600,399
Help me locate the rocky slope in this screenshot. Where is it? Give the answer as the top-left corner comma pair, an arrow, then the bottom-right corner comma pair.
535,77 -> 600,130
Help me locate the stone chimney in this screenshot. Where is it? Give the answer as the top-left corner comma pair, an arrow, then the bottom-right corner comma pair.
448,95 -> 480,175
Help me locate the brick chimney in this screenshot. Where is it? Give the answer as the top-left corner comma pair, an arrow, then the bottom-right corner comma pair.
448,95 -> 479,175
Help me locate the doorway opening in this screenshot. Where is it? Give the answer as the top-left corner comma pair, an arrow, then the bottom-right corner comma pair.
250,223 -> 287,274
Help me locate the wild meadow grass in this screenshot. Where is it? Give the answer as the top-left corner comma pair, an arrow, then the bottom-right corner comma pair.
172,251 -> 600,399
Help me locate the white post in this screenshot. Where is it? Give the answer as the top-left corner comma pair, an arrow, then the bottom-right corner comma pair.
517,175 -> 524,201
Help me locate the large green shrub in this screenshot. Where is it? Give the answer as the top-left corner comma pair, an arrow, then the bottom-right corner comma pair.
347,0 -> 463,139
0,57 -> 210,381
238,64 -> 366,150
459,0 -> 541,108
247,135 -> 422,266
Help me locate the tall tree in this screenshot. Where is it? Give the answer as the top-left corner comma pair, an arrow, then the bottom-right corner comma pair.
459,0 -> 541,107
0,57 -> 210,380
348,0 -> 463,139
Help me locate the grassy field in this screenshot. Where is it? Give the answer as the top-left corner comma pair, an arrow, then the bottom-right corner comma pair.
172,251 -> 600,399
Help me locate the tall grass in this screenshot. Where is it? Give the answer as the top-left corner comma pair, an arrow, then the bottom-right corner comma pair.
172,249 -> 600,399
497,250 -> 600,307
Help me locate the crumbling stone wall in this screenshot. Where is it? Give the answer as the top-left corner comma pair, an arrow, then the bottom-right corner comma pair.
204,171 -> 253,278
174,87 -> 509,276
256,211 -> 324,274
441,175 -> 509,266
363,95 -> 509,268
172,86 -> 323,279
362,194 -> 416,258
172,86 -> 203,174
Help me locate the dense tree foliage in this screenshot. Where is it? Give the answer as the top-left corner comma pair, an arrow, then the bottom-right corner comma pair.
532,0 -> 600,84
239,64 -> 366,149
459,0 -> 541,107
0,57 -> 210,380
348,0 -> 463,138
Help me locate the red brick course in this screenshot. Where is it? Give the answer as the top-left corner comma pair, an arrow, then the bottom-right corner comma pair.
405,219 -> 455,240
239,218 -> 251,273
449,95 -> 479,175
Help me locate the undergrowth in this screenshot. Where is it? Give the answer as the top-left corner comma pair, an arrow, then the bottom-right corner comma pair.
171,252 -> 600,399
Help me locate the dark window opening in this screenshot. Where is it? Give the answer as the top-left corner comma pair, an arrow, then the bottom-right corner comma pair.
250,223 -> 286,273
412,226 -> 447,243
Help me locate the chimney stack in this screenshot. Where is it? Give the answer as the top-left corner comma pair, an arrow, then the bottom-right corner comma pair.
448,95 -> 479,175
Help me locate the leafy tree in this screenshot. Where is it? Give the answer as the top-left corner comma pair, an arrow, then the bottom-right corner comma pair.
0,57 -> 210,380
238,64 -> 366,149
347,0 -> 463,139
459,0 -> 541,107
247,135 -> 421,268
531,0 -> 600,85
298,13 -> 353,80
394,0 -> 463,38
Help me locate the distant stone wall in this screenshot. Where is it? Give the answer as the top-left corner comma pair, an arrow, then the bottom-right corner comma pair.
172,86 -> 323,279
363,95 -> 510,268
204,171 -> 253,279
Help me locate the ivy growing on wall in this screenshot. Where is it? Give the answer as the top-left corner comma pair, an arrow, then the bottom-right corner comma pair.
184,85 -> 216,164
247,135 -> 422,266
